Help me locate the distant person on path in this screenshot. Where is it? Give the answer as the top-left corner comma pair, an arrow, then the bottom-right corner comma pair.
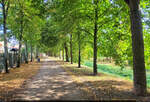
36,56 -> 40,62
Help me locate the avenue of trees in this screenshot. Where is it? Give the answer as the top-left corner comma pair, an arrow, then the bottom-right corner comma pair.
0,0 -> 150,96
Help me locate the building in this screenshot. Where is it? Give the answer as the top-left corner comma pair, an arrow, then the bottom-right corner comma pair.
0,41 -> 4,53
0,41 -> 19,53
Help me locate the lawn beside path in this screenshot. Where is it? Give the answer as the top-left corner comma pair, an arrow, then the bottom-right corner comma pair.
59,59 -> 150,102
84,61 -> 150,88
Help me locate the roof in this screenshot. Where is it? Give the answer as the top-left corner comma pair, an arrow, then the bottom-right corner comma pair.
10,48 -> 18,52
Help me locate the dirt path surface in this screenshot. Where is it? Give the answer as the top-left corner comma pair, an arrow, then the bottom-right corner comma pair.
13,58 -> 90,101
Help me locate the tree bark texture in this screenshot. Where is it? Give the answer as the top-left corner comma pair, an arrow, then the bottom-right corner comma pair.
125,0 -> 147,96
78,32 -> 81,68
64,42 -> 69,62
70,34 -> 73,64
93,0 -> 98,75
17,12 -> 23,68
25,42 -> 28,63
30,45 -> 33,62
2,0 -> 9,73
62,47 -> 64,61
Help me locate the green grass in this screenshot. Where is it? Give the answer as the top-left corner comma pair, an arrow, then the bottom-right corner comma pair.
84,61 -> 150,88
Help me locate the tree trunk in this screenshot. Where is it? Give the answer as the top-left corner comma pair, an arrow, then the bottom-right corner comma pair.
36,46 -> 39,58
70,34 -> 73,64
109,57 -> 111,63
59,50 -> 61,59
125,0 -> 147,96
25,42 -> 28,63
3,4 -> 9,73
64,42 -> 69,62
2,0 -> 9,73
78,32 -> 81,68
17,41 -> 22,67
54,53 -> 56,57
17,12 -> 23,68
30,45 -> 33,62
62,47 -> 64,61
93,0 -> 98,75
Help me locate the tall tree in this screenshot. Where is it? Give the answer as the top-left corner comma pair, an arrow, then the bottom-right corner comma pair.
124,0 -> 147,96
64,42 -> 69,62
70,34 -> 73,64
93,0 -> 98,75
1,0 -> 10,73
78,31 -> 81,68
25,41 -> 28,63
30,44 -> 33,62
62,47 -> 64,61
17,6 -> 24,67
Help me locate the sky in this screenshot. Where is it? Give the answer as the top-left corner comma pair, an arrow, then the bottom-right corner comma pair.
0,5 -> 18,45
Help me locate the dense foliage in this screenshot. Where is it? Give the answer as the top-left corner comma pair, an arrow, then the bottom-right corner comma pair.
0,0 -> 150,96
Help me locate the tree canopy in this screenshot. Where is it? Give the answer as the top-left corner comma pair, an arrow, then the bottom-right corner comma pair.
0,0 -> 150,96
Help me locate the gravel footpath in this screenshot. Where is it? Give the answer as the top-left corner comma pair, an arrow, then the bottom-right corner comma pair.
13,58 -> 90,101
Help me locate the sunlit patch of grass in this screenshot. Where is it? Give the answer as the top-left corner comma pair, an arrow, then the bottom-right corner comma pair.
84,61 -> 150,88
61,62 -> 140,100
0,60 -> 43,100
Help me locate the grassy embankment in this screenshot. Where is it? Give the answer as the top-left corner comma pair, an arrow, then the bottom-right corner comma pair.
62,61 -> 138,100
84,61 -> 150,87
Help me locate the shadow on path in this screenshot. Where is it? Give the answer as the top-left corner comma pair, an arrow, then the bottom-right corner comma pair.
12,58 -> 89,101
